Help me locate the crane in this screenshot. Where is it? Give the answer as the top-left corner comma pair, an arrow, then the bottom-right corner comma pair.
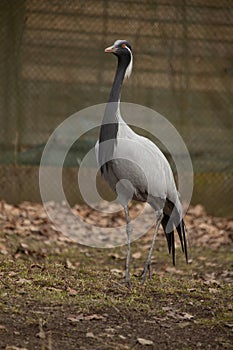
95,40 -> 188,287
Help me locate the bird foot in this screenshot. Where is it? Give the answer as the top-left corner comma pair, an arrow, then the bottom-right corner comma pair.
139,262 -> 152,284
125,278 -> 133,290
125,273 -> 133,290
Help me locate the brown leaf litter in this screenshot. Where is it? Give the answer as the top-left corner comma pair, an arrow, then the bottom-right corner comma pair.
0,201 -> 232,254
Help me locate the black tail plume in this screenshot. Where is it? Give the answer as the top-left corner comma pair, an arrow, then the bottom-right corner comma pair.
161,209 -> 188,265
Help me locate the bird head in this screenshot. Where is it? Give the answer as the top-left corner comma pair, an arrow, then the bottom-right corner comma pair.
105,40 -> 133,78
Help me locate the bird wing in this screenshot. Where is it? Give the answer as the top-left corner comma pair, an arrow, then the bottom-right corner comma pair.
116,121 -> 179,200
134,133 -> 180,204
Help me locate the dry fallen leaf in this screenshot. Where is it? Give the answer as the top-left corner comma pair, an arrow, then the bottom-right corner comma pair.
108,253 -> 121,260
67,314 -> 105,322
65,259 -> 76,270
162,307 -> 194,321
0,324 -> 7,331
168,311 -> 194,321
179,312 -> 194,320
85,314 -> 105,321
164,266 -> 183,274
137,337 -> 154,345
198,256 -> 206,261
119,335 -> 127,339
16,278 -> 31,285
110,268 -> 124,276
67,315 -> 81,323
67,287 -> 78,296
86,332 -> 95,338
132,252 -> 142,259
204,277 -> 221,286
224,323 -> 233,329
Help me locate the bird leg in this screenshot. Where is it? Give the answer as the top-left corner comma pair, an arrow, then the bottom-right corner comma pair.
141,211 -> 163,284
124,206 -> 132,289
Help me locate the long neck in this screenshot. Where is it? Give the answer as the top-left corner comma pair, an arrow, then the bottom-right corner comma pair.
108,58 -> 127,103
99,56 -> 129,144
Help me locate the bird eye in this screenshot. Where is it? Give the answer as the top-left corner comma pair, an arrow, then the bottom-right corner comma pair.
122,43 -> 126,48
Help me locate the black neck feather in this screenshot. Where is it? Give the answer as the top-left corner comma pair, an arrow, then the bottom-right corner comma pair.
99,54 -> 130,173
99,55 -> 130,144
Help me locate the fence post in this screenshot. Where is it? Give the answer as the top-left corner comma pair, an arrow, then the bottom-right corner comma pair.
1,0 -> 25,159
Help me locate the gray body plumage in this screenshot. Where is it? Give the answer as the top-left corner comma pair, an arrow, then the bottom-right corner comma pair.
96,111 -> 180,216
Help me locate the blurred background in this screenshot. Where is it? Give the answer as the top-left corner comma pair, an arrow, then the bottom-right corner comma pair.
0,0 -> 232,217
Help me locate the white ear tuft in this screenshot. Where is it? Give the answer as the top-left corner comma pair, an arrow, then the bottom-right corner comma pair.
125,47 -> 133,79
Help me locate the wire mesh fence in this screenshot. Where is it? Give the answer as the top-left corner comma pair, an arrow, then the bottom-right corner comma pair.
0,0 -> 232,216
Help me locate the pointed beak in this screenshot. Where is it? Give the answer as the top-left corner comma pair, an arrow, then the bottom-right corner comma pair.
105,45 -> 116,53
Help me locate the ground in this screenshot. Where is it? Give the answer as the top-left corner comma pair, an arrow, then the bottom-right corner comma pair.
0,202 -> 232,350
